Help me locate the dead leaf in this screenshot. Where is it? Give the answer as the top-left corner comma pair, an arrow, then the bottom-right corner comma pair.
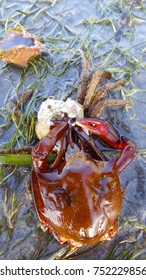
0,27 -> 42,67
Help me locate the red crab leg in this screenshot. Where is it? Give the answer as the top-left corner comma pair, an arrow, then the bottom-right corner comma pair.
74,118 -> 136,173
73,125 -> 107,161
32,121 -> 68,172
50,134 -> 67,171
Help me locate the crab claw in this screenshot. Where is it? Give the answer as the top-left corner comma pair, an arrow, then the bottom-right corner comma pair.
74,118 -> 135,150
73,118 -> 137,174
73,118 -> 122,148
32,121 -> 68,172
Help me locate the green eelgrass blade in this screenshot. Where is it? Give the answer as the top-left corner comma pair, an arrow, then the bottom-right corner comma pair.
0,153 -> 56,165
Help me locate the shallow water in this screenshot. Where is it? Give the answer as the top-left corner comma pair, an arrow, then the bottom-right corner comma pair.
0,0 -> 146,260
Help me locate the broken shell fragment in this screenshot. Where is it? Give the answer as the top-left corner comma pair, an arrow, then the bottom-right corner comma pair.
0,28 -> 42,67
35,98 -> 84,139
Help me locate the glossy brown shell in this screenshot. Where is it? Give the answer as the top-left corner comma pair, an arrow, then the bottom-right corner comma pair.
31,151 -> 123,246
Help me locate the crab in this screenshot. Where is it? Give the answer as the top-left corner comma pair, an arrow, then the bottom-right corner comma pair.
31,51 -> 136,247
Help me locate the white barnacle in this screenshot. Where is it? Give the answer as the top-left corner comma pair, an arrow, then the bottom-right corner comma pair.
35,98 -> 84,139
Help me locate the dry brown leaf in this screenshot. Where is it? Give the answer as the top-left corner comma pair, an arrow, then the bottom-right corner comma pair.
0,27 -> 42,67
